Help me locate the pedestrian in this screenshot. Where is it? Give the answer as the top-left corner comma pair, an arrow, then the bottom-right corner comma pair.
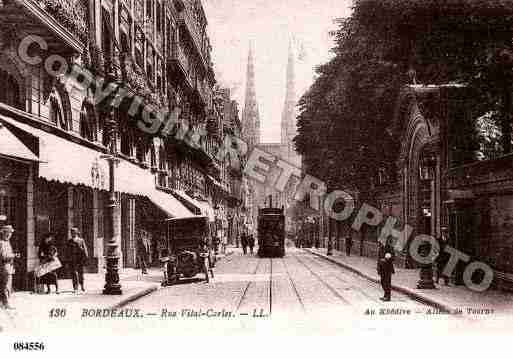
213,235 -> 221,255
221,234 -> 227,254
345,234 -> 353,257
377,242 -> 395,302
0,225 -> 16,310
241,232 -> 248,255
37,233 -> 60,294
435,227 -> 450,286
248,234 -> 255,255
137,230 -> 150,275
65,228 -> 88,293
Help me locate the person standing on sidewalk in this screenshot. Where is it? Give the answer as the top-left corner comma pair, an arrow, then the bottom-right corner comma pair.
137,231 -> 150,275
65,228 -> 88,294
37,233 -> 60,294
241,232 -> 248,255
248,234 -> 255,255
0,225 -> 16,310
345,234 -> 353,257
435,227 -> 450,286
377,242 -> 395,301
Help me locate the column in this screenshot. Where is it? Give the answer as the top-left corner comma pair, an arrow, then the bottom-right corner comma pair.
26,165 -> 37,273
95,0 -> 102,46
67,186 -> 74,237
93,189 -> 101,270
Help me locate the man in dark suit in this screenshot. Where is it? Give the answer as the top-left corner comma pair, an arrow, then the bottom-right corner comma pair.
345,234 -> 353,256
65,228 -> 88,293
240,232 -> 248,255
248,234 -> 255,255
377,242 -> 395,301
137,231 -> 151,275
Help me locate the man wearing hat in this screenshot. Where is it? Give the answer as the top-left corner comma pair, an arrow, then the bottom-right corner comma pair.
0,225 -> 16,309
64,228 -> 88,293
377,241 -> 395,302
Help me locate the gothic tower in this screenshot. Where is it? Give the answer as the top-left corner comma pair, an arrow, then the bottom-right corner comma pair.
242,42 -> 260,150
281,40 -> 300,166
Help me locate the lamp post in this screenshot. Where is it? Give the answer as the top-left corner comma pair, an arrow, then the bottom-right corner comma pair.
416,153 -> 436,290
102,109 -> 122,295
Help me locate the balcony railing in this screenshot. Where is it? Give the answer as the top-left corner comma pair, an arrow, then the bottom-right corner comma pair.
0,0 -> 86,52
195,77 -> 210,107
169,42 -> 193,88
37,0 -> 88,42
178,7 -> 207,70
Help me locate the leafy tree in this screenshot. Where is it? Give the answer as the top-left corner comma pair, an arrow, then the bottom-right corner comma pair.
295,0 -> 513,196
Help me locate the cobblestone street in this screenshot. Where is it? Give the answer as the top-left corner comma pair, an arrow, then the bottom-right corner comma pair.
3,248 -> 513,336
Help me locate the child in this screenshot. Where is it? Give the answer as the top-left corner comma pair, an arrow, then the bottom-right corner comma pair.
159,247 -> 170,285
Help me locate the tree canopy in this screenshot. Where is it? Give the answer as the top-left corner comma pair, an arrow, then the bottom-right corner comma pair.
294,0 -> 513,194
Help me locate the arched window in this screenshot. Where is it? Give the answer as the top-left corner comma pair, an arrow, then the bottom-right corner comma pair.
135,136 -> 148,164
49,88 -> 68,130
158,145 -> 167,171
120,128 -> 134,157
150,144 -> 157,169
0,68 -> 23,110
79,100 -> 98,142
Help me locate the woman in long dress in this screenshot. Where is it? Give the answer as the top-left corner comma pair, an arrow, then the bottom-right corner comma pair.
38,233 -> 60,294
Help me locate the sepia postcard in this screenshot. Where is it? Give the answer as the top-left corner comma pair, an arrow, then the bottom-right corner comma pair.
1,0 -> 513,355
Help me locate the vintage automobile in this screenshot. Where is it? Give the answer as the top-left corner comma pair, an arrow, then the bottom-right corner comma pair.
162,216 -> 215,286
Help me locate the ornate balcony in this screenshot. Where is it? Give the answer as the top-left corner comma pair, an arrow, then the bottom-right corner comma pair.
120,52 -> 151,98
178,6 -> 207,71
0,0 -> 87,53
168,42 -> 193,89
38,0 -> 87,41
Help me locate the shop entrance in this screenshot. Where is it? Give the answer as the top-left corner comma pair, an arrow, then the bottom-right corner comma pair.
0,158 -> 28,290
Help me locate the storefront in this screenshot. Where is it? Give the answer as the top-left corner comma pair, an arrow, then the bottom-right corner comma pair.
1,113 -> 193,284
0,119 -> 39,290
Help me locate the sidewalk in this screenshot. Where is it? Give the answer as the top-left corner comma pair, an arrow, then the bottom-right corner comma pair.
306,248 -> 513,316
1,250 -> 235,333
0,268 -> 161,333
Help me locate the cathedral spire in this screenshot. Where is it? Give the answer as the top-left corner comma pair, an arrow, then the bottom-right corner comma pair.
242,41 -> 260,150
281,38 -> 300,165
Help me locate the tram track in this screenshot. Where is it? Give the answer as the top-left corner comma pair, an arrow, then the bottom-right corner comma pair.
293,253 -> 351,305
306,255 -> 383,303
235,256 -> 263,312
281,256 -> 306,312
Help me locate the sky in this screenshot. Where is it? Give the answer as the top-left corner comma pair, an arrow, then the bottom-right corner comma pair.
203,0 -> 353,142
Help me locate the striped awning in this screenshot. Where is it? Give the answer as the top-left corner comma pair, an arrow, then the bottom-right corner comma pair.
0,119 -> 39,163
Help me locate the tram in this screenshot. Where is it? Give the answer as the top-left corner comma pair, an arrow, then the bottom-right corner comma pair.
257,204 -> 285,258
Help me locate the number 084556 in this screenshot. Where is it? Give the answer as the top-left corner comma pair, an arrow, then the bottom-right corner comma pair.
13,342 -> 45,351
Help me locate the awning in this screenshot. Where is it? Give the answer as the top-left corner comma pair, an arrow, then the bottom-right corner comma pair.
146,189 -> 194,219
174,190 -> 215,222
0,115 -> 157,196
197,199 -> 215,222
0,120 -> 39,163
0,115 -> 110,191
116,160 -> 155,196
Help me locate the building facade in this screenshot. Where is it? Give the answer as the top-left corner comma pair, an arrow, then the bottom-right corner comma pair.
0,0 -> 239,290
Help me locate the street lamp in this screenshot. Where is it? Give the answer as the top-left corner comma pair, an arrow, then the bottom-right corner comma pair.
416,153 -> 436,290
101,109 -> 122,295
327,215 -> 333,256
